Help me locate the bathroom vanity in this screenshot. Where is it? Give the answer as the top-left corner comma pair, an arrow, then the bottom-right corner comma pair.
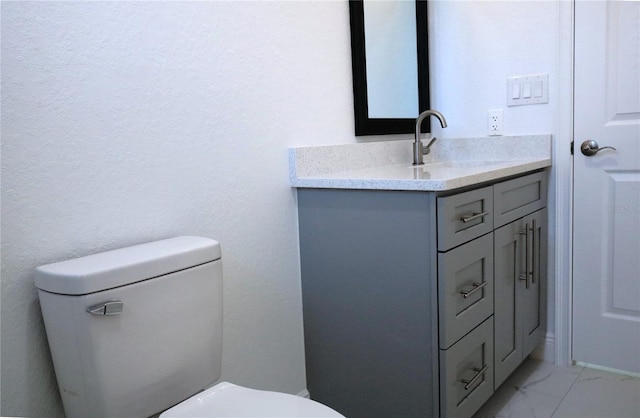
290,136 -> 551,418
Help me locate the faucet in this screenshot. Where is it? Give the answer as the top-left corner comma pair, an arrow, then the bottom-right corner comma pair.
413,109 -> 448,165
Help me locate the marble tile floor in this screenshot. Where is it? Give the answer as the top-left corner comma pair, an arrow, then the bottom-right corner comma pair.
473,358 -> 640,418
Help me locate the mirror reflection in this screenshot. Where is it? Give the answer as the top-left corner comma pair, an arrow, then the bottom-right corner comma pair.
349,0 -> 429,136
364,0 -> 419,118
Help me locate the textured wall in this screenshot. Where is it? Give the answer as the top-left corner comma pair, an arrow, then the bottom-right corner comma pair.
1,2 -> 359,416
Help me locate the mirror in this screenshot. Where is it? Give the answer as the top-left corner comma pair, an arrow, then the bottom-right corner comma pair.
348,0 -> 429,136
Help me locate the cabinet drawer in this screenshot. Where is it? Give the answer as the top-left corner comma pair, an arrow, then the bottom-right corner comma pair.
438,233 -> 494,349
494,171 -> 547,228
440,317 -> 494,418
437,186 -> 494,251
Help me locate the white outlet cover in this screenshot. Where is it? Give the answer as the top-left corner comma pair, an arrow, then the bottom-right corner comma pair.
488,108 -> 503,136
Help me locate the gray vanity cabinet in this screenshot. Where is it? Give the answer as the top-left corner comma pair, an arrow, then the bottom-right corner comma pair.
296,170 -> 547,418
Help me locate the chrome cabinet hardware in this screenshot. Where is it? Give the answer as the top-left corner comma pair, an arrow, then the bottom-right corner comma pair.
531,219 -> 537,284
460,364 -> 488,390
460,281 -> 487,299
460,211 -> 489,224
580,140 -> 617,156
519,223 -> 531,289
87,301 -> 124,315
518,220 -> 538,289
518,273 -> 529,289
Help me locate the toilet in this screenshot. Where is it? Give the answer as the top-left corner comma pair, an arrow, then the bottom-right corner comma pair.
35,236 -> 344,418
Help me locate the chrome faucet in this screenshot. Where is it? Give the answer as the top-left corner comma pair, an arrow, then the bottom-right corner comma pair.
413,109 -> 448,165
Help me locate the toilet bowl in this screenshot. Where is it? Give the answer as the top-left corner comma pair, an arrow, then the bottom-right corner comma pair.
160,382 -> 343,417
35,236 -> 343,418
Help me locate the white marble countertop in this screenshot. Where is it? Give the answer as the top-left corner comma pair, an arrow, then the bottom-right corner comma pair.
289,135 -> 552,191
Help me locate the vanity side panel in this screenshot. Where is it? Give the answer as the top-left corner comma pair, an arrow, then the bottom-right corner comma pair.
297,189 -> 437,418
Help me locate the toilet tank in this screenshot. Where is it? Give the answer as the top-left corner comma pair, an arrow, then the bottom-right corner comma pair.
35,236 -> 223,418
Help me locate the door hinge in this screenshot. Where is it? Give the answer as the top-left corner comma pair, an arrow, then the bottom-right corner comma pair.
570,140 -> 574,155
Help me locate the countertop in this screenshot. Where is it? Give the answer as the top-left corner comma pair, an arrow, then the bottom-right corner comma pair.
289,135 -> 552,192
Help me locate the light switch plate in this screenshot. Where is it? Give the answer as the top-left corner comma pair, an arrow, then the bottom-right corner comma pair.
507,73 -> 549,106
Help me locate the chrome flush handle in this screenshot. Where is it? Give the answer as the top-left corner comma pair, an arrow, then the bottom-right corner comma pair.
87,301 -> 124,315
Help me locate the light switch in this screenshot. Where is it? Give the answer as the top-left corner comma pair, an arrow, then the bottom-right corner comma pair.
507,73 -> 549,106
511,84 -> 521,99
533,80 -> 543,98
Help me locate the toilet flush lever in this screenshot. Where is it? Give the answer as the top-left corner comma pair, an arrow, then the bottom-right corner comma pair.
87,301 -> 124,315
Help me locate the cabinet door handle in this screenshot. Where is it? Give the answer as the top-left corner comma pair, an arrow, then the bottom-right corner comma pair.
519,223 -> 530,289
460,281 -> 488,299
460,211 -> 490,223
460,364 -> 488,390
518,273 -> 529,289
531,219 -> 537,284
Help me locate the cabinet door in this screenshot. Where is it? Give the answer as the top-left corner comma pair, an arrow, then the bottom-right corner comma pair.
493,218 -> 525,388
494,209 -> 547,389
522,209 -> 547,357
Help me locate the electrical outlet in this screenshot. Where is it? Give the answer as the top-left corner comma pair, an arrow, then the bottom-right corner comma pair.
488,109 -> 504,136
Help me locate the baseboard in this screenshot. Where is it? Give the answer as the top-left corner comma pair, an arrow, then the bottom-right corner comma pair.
531,332 -> 556,363
575,361 -> 640,379
296,388 -> 310,399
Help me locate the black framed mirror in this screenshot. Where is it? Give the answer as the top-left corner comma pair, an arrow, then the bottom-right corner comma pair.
349,0 -> 430,136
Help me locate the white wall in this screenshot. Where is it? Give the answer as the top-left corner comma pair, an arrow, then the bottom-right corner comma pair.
1,1 -> 565,416
429,1 -> 559,138
1,2 -> 359,416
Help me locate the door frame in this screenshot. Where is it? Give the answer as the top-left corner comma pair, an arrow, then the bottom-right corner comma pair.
554,0 -> 574,367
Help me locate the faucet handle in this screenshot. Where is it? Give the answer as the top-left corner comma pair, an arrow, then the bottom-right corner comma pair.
423,137 -> 438,155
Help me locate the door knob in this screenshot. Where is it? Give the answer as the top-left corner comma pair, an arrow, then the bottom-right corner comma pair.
580,140 -> 617,156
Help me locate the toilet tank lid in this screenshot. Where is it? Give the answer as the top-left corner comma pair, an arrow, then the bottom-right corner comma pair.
35,236 -> 221,295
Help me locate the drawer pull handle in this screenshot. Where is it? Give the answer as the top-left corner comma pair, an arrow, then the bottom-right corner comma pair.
460,281 -> 487,299
460,365 -> 488,390
460,211 -> 489,223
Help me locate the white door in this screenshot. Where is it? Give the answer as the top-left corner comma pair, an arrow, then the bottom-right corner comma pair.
573,0 -> 640,373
